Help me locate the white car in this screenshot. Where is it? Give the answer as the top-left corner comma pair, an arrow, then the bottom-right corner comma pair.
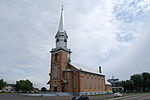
114,93 -> 123,97
0,90 -> 4,92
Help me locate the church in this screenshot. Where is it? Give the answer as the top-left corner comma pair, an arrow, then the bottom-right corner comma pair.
48,6 -> 112,95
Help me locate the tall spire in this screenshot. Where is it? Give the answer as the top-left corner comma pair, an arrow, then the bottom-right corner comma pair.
51,5 -> 71,53
58,5 -> 64,32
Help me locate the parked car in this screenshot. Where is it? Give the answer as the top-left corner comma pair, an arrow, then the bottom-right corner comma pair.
0,90 -> 4,92
114,92 -> 123,97
72,95 -> 89,100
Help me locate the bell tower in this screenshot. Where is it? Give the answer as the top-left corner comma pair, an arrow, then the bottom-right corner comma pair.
49,6 -> 71,92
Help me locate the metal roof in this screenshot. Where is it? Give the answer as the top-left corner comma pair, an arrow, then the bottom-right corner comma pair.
70,62 -> 104,76
58,5 -> 64,32
105,81 -> 112,85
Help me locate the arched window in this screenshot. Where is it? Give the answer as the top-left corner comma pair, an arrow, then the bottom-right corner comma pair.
94,78 -> 96,89
98,79 -> 100,89
54,66 -> 58,78
90,77 -> 92,89
84,76 -> 87,89
74,75 -> 77,88
100,79 -> 102,89
56,39 -> 59,42
64,39 -> 67,42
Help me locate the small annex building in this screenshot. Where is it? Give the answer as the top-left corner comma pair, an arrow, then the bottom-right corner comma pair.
48,6 -> 112,95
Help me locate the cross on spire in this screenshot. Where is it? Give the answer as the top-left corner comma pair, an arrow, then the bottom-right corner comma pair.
61,5 -> 64,10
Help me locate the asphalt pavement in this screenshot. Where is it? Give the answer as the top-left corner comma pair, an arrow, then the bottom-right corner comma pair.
0,93 -> 71,100
1,93 -> 150,100
110,93 -> 150,100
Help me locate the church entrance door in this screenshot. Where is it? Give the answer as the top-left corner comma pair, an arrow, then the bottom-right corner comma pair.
62,84 -> 65,92
54,86 -> 57,92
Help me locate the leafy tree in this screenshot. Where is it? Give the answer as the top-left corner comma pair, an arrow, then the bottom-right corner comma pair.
119,81 -> 126,92
120,80 -> 134,92
15,79 -> 33,91
41,87 -> 47,92
0,79 -> 6,90
141,72 -> 150,91
120,72 -> 150,92
130,74 -> 142,91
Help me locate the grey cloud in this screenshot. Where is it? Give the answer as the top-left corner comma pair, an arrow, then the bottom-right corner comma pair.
0,0 -> 150,88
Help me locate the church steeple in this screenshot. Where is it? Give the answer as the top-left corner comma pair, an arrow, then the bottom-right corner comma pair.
55,5 -> 68,49
51,6 -> 71,53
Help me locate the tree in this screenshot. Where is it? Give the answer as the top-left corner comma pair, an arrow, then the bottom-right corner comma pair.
120,72 -> 150,92
15,79 -> 33,91
41,87 -> 47,92
141,72 -> 150,91
120,80 -> 134,92
0,79 -> 6,90
130,74 -> 142,91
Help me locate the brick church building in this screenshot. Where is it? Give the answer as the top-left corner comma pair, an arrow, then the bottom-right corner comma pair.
48,6 -> 112,95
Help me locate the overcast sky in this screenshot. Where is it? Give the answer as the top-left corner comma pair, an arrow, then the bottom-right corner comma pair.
0,0 -> 150,89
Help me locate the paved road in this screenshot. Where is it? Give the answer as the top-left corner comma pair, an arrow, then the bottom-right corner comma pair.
0,93 -> 115,100
0,93 -> 72,100
110,93 -> 150,100
1,93 -> 150,100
